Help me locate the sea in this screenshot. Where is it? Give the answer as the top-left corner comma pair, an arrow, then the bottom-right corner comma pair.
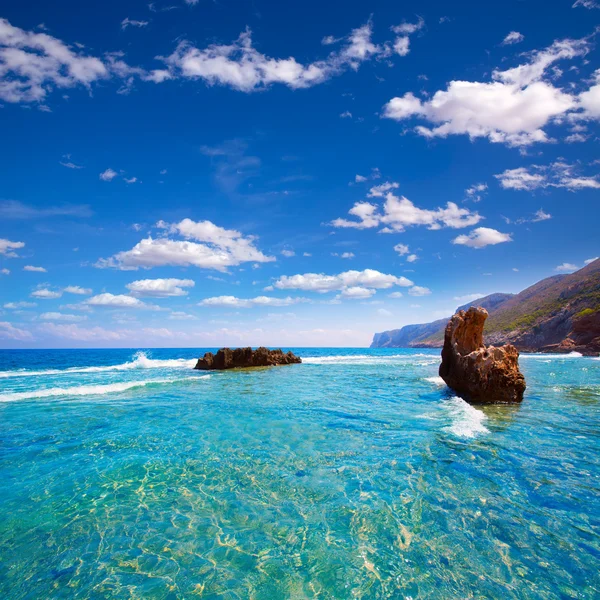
0,347 -> 599,599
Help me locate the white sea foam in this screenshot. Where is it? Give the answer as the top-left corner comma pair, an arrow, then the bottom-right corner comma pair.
444,396 -> 489,439
0,375 -> 210,402
424,376 -> 446,386
521,351 -> 583,360
302,354 -> 436,365
0,352 -> 197,379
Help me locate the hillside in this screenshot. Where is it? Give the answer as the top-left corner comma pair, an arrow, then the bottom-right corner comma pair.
371,259 -> 600,355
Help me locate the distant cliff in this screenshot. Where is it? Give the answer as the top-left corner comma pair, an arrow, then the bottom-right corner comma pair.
371,259 -> 600,355
371,293 -> 513,349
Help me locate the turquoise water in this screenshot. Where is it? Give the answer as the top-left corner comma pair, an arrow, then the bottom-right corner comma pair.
0,348 -> 599,599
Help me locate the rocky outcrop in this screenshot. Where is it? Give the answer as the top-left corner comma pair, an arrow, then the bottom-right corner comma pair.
439,307 -> 526,404
194,347 -> 302,370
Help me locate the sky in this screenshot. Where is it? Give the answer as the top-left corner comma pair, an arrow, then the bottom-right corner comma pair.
0,0 -> 599,348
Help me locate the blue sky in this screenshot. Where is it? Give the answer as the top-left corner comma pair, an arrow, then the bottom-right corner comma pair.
0,0 -> 598,348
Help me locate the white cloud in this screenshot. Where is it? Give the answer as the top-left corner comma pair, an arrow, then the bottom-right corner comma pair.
126,278 -> 195,297
60,160 -> 83,169
332,183 -> 482,232
465,182 -> 488,202
200,295 -> 306,308
339,286 -> 375,299
0,238 -> 25,257
388,291 -> 403,298
532,209 -> 552,222
496,162 -> 600,191
565,132 -> 588,143
99,168 -> 118,181
555,262 -> 579,273
502,31 -> 524,46
584,257 -> 598,265
394,243 -> 409,256
97,218 -> 274,271
38,323 -> 130,342
408,285 -> 431,296
577,69 -> 600,119
382,36 -> 589,146
281,249 -> 295,257
124,176 -> 138,184
121,18 -> 149,30
4,301 -> 36,309
85,293 -> 153,309
340,110 -> 352,119
406,254 -> 418,263
454,293 -> 484,303
0,321 -> 33,341
391,17 -> 424,57
452,227 -> 512,249
39,312 -> 87,322
31,289 -> 62,299
377,308 -> 393,317
64,285 -> 92,295
168,311 -> 197,320
23,265 -> 46,272
1,268 -> 9,275
332,252 -> 355,259
273,269 -> 413,296
573,0 -> 599,8
164,22 -> 389,93
355,174 -> 367,183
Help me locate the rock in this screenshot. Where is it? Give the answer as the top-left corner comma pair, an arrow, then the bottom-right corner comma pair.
439,307 -> 526,404
194,347 -> 302,370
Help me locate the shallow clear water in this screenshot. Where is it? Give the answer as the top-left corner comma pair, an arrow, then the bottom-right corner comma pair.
0,348 -> 599,599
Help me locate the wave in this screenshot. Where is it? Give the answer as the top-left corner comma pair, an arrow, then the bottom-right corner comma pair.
0,352 -> 197,379
0,375 -> 210,402
302,353 -> 438,365
444,397 -> 489,439
521,351 -> 584,359
424,376 -> 446,386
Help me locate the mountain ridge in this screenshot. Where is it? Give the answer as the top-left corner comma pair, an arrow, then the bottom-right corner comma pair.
371,259 -> 600,355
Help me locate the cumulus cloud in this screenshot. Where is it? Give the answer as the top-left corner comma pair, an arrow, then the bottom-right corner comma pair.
97,218 -> 274,271
0,18 -> 170,104
0,321 -> 33,341
39,312 -> 87,322
331,182 -> 482,232
502,31 -> 525,45
273,269 -> 413,297
85,293 -> 155,309
1,268 -> 9,275
408,285 -> 431,296
0,238 -> 25,257
394,243 -> 409,256
555,262 -> 579,272
465,183 -> 488,202
31,288 -> 62,299
382,36 -> 589,146
4,301 -> 36,309
406,254 -> 418,263
496,161 -> 600,191
281,249 -> 295,257
126,278 -> 195,297
391,17 -> 425,57
99,168 -> 118,181
23,265 -> 46,272
64,285 -> 92,295
584,257 -> 598,265
338,286 -> 375,299
200,295 -> 306,308
452,227 -> 512,249
164,22 -> 390,92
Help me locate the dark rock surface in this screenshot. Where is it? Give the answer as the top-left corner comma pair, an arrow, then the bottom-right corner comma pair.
439,307 -> 526,404
195,347 -> 302,370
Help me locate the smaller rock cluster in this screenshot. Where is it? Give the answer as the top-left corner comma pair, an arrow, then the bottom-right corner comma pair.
195,347 -> 302,370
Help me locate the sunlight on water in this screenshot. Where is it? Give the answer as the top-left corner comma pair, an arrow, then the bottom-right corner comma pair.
0,348 -> 599,598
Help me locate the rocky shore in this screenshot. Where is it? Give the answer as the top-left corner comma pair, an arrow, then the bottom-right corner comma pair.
195,347 -> 302,370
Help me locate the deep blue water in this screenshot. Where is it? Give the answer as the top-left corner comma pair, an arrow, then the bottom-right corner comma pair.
0,348 -> 599,599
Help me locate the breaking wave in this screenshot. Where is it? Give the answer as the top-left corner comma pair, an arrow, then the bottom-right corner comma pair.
0,375 -> 210,402
443,396 -> 489,439
0,352 -> 197,379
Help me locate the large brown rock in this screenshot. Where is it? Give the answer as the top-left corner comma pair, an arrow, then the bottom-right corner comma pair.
194,347 -> 302,370
439,307 -> 526,404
